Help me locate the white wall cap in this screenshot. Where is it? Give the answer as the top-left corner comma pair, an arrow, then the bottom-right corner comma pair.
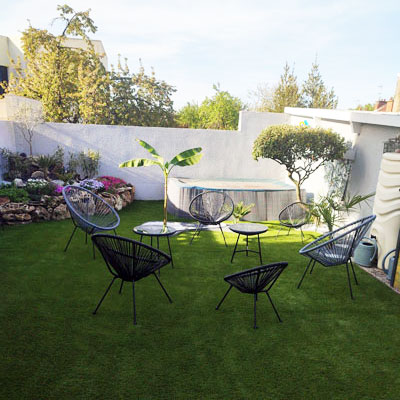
284,107 -> 400,128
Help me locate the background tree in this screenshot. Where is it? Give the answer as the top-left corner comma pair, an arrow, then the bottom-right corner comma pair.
270,62 -> 303,113
302,60 -> 338,109
252,124 -> 346,201
248,83 -> 274,112
5,5 -> 175,127
13,103 -> 44,156
176,84 -> 244,130
6,5 -> 110,123
354,103 -> 374,111
109,58 -> 176,127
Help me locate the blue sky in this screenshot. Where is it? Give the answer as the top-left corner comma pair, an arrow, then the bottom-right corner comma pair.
2,0 -> 400,110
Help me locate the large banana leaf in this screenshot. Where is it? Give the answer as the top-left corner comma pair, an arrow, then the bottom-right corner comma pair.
137,139 -> 164,164
119,158 -> 162,168
169,147 -> 203,168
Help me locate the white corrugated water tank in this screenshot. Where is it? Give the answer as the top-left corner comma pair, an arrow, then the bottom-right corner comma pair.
371,152 -> 400,270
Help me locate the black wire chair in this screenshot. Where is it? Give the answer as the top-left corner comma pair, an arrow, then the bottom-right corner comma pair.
62,185 -> 120,256
92,234 -> 173,325
276,201 -> 310,242
189,191 -> 234,246
216,262 -> 288,329
297,214 -> 376,299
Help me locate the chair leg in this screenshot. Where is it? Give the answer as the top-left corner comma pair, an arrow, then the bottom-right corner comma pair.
190,223 -> 202,245
297,258 -> 314,289
64,225 -> 78,252
215,285 -> 233,310
349,259 -> 359,285
93,277 -> 117,315
275,226 -> 282,239
119,280 -> 124,294
310,259 -> 316,274
113,229 -> 117,236
132,281 -> 137,325
287,227 -> 291,236
218,223 -> 228,247
92,240 -> 96,259
153,273 -> 173,303
266,292 -> 282,323
346,262 -> 354,300
85,231 -> 88,245
300,227 -> 305,243
253,294 -> 257,329
231,234 -> 240,263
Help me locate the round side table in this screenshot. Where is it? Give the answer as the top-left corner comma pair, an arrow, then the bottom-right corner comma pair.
133,223 -> 176,267
229,223 -> 268,264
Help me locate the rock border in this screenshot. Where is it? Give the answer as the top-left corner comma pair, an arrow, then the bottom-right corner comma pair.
0,186 -> 135,225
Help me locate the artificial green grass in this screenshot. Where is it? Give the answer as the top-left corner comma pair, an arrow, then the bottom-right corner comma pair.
1,201 -> 400,399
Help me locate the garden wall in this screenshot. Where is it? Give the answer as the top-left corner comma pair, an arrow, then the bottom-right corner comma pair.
1,111 -> 289,200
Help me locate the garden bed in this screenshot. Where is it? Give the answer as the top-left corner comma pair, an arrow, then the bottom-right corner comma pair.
0,185 -> 135,225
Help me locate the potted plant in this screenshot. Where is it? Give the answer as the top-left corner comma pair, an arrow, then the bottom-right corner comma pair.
232,201 -> 255,224
119,139 -> 203,232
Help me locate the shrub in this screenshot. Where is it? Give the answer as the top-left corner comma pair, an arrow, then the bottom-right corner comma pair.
0,185 -> 29,203
25,179 -> 53,196
68,150 -> 100,179
97,176 -> 127,193
79,179 -> 104,192
253,124 -> 347,202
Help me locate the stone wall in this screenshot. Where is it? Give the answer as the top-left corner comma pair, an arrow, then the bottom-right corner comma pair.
0,186 -> 135,226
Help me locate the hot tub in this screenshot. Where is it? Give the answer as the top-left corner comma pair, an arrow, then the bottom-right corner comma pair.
167,178 -> 304,221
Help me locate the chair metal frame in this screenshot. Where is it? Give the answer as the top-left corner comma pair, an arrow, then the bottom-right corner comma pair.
62,185 -> 120,256
297,215 -> 376,299
92,234 -> 173,325
276,201 -> 310,242
216,262 -> 288,329
188,190 -> 234,247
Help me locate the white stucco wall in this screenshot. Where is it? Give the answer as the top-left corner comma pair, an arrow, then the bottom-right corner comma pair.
10,111 -> 288,199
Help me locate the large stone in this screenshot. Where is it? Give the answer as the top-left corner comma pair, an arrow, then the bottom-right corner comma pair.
13,178 -> 24,188
15,213 -> 32,222
2,213 -> 16,221
0,197 -> 10,206
31,170 -> 45,179
114,195 -> 123,211
52,204 -> 69,220
32,206 -> 50,221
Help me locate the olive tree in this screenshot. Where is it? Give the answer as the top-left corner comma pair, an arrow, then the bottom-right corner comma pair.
252,124 -> 346,202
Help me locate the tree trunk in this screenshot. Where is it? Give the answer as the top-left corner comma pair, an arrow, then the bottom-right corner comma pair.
295,183 -> 302,202
163,172 -> 168,232
288,174 -> 302,202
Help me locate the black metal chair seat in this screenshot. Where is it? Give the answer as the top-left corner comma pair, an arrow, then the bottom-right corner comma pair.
62,185 -> 120,255
189,191 -> 234,246
216,262 -> 288,329
297,215 -> 376,299
277,202 -> 310,241
91,234 -> 173,325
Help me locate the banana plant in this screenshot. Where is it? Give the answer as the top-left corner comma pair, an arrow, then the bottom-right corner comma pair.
119,139 -> 203,231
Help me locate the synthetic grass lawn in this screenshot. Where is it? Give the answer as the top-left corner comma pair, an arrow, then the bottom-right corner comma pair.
1,201 -> 400,400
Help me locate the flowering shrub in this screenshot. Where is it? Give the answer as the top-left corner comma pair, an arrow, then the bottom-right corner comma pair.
54,185 -> 64,195
97,176 -> 127,193
25,178 -> 53,195
79,179 -> 104,192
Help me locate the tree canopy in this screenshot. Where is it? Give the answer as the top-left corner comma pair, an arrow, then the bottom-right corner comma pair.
176,85 -> 244,130
252,124 -> 346,201
250,60 -> 337,112
4,5 -> 175,127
